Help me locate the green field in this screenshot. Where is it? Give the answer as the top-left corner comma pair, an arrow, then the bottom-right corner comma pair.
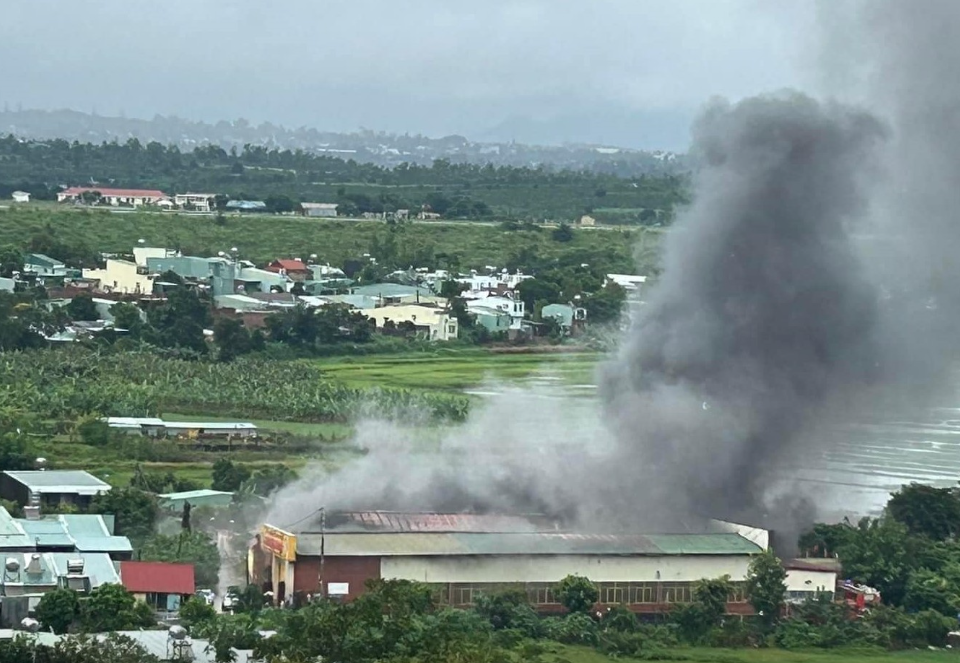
0,205 -> 656,272
313,350 -> 600,391
549,644 -> 956,663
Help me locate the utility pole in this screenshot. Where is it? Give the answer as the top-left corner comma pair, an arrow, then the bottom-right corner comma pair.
318,507 -> 326,599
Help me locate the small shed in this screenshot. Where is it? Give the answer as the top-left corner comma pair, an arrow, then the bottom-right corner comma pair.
11,191 -> 30,203
159,489 -> 234,511
120,560 -> 195,613
300,202 -> 339,217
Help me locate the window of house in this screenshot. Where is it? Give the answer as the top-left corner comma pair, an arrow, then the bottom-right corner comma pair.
628,582 -> 657,604
599,582 -> 624,604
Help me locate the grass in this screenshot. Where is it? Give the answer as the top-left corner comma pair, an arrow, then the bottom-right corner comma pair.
547,644 -> 958,663
313,350 -> 600,391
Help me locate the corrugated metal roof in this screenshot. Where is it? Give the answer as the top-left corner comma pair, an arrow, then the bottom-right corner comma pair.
296,532 -> 762,557
120,561 -> 195,594
319,511 -> 552,534
3,471 -> 110,494
159,489 -> 234,501
73,536 -> 132,553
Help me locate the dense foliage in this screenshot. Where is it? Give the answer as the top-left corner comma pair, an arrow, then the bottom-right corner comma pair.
0,347 -> 470,423
0,135 -> 688,221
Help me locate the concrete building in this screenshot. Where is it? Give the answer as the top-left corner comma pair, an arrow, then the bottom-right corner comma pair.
365,305 -> 458,341
174,193 -> 216,212
300,202 -> 339,217
266,259 -> 312,281
103,417 -> 257,439
82,259 -> 155,295
469,306 -> 513,334
349,283 -> 437,307
23,254 -> 67,278
10,191 -> 29,203
250,512 -> 767,613
605,273 -> 648,293
541,303 -> 587,334
784,558 -> 839,604
57,187 -> 169,207
466,295 -> 524,330
147,255 -> 226,281
0,471 -> 110,511
133,247 -> 178,268
0,552 -> 121,626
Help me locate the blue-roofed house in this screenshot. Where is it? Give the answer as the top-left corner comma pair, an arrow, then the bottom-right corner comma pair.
0,551 -> 121,626
0,471 -> 110,511
225,200 -> 268,212
15,513 -> 132,559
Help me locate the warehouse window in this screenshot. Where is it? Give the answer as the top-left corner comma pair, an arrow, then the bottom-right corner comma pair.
661,583 -> 692,604
526,583 -> 558,605
599,582 -> 625,605
449,583 -> 479,606
728,582 -> 748,603
628,582 -> 657,604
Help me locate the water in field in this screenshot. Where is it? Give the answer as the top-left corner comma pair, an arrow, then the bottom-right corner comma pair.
492,364 -> 960,519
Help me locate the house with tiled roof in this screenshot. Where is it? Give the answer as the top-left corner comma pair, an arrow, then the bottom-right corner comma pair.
120,561 -> 196,614
56,186 -> 170,207
266,259 -> 311,281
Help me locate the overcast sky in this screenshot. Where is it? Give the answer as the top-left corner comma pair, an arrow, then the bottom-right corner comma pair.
0,1 -> 817,150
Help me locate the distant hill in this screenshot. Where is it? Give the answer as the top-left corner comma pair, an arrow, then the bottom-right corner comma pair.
0,108 -> 689,177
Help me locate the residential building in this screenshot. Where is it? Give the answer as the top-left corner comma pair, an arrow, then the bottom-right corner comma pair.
349,283 -> 437,307
457,271 -> 531,293
82,259 -> 156,295
147,255 -> 227,281
784,558 -> 839,604
15,512 -> 132,559
365,305 -> 458,341
469,306 -> 513,334
0,552 -> 121,626
250,511 -> 767,612
0,277 -> 17,293
10,191 -> 30,203
605,273 -> 648,293
300,202 -> 339,217
174,193 -> 217,212
211,262 -> 292,297
266,259 -> 312,281
120,560 -> 195,614
466,295 -> 524,330
133,246 -> 178,268
541,303 -> 587,334
23,254 -> 67,278
56,187 -> 169,207
0,471 -> 110,511
159,489 -> 234,511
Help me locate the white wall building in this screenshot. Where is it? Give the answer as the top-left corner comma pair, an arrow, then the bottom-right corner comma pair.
11,191 -> 30,203
174,193 -> 216,212
83,259 -> 156,295
466,295 -> 524,330
365,305 -> 458,341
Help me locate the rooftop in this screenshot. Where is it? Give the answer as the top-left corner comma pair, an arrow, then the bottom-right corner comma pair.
3,471 -> 110,495
296,531 -> 763,557
159,489 -> 234,501
61,186 -> 168,198
318,511 -> 556,534
301,202 -> 338,209
120,560 -> 195,594
14,513 -> 131,554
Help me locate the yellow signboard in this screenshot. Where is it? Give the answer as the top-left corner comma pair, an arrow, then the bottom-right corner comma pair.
261,524 -> 297,562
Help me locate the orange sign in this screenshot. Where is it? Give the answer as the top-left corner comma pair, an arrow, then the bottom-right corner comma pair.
261,524 -> 297,561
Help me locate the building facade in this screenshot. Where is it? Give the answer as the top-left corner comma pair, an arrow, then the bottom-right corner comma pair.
300,202 -> 339,217
57,187 -> 169,207
82,259 -> 156,295
250,512 -> 767,614
174,193 -> 216,212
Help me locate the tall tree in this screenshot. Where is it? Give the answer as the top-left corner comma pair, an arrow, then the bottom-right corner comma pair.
888,483 -> 960,541
745,551 -> 786,631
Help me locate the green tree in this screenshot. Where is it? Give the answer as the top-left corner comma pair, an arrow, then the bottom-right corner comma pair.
837,517 -> 917,605
555,574 -> 598,615
180,596 -> 217,629
516,278 -> 561,312
212,458 -> 252,492
582,282 -> 626,323
551,222 -> 574,242
745,551 -> 786,631
140,531 -> 221,588
213,317 -> 252,362
888,483 -> 960,541
89,487 -> 158,544
65,294 -> 100,321
35,587 -> 80,634
80,583 -> 155,632
109,301 -> 145,338
474,587 -> 539,635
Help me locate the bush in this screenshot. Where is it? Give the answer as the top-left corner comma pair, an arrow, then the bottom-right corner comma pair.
542,612 -> 598,645
474,588 -> 541,637
554,575 -> 598,615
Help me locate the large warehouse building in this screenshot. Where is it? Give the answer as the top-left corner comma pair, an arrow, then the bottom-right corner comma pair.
250,511 -> 832,614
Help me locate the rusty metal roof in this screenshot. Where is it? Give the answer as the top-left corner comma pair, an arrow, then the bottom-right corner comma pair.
316,511 -> 555,534
295,531 -> 762,557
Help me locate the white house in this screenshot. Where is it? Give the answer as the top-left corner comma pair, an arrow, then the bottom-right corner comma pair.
11,191 -> 30,203
365,305 -> 458,341
82,259 -> 156,295
174,193 -> 216,212
606,274 -> 648,292
133,247 -> 178,268
300,202 -> 339,218
57,187 -> 169,207
466,295 -> 524,330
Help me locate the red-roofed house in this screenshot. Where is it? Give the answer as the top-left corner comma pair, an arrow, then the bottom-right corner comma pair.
120,561 -> 196,613
57,186 -> 170,207
266,259 -> 311,282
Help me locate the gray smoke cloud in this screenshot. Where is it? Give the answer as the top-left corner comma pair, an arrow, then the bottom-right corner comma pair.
264,3 -> 960,547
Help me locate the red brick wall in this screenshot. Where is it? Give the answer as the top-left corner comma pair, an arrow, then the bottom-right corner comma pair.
294,556 -> 381,601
